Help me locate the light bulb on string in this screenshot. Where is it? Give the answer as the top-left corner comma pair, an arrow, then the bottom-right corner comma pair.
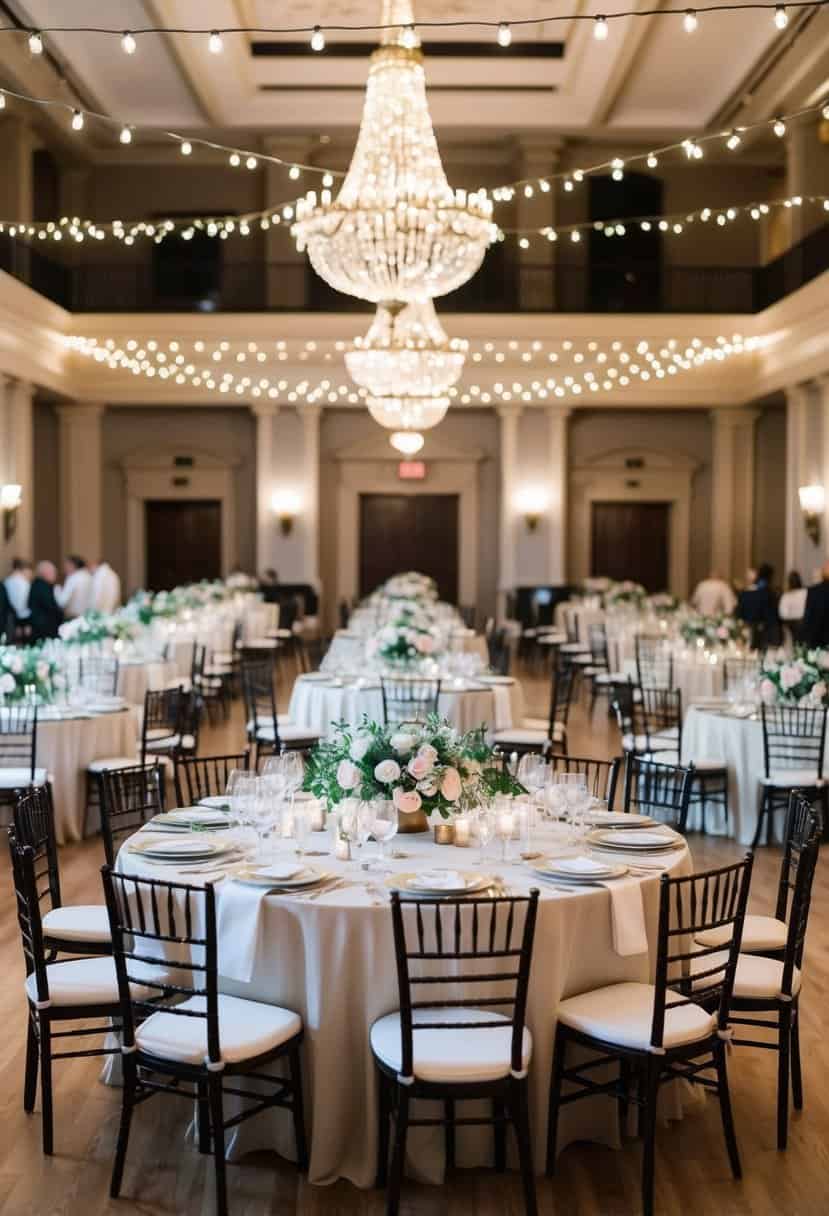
208,31 -> 224,54
823,101 -> 829,120
611,157 -> 624,181
646,153 -> 658,168
726,130 -> 741,150
401,24 -> 417,49
246,156 -> 258,170
497,22 -> 512,47
311,26 -> 325,52
683,10 -> 698,33
289,165 -> 301,180
121,31 -> 136,55
180,140 -> 192,156
774,5 -> 788,29
28,31 -> 43,54
773,117 -> 786,137
0,92 -> 6,110
119,125 -> 132,145
71,109 -> 84,132
229,152 -> 241,166
322,172 -> 333,187
594,16 -> 609,41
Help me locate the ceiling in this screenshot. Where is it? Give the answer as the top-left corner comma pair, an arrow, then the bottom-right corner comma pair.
1,0 -> 827,162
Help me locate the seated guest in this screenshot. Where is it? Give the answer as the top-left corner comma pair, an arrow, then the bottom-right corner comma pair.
802,560 -> 829,648
778,570 -> 808,647
89,558 -> 121,612
4,557 -> 32,631
55,554 -> 92,620
691,571 -> 736,616
29,561 -> 63,641
737,561 -> 779,649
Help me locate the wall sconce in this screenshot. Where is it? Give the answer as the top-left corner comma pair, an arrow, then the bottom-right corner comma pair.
798,484 -> 825,545
270,489 -> 301,536
514,487 -> 549,532
0,484 -> 21,542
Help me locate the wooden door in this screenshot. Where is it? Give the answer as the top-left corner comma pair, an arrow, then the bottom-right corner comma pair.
591,501 -> 670,592
359,495 -> 459,602
145,500 -> 222,590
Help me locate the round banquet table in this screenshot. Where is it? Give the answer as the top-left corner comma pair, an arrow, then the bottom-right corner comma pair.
113,823 -> 693,1187
288,673 -> 524,737
621,655 -> 725,707
321,629 -> 488,673
117,658 -> 179,706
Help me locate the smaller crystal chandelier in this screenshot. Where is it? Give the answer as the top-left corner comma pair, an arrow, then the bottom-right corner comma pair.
346,299 -> 467,399
390,431 -> 425,454
367,395 -> 450,430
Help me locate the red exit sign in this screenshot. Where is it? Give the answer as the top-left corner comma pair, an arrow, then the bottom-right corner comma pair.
398,461 -> 426,479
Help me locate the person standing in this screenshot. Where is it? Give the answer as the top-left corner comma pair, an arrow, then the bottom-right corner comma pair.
28,561 -> 63,642
89,559 -> 121,612
801,561 -> 829,648
4,558 -> 32,630
778,571 -> 808,648
691,572 -> 736,617
55,555 -> 93,620
736,562 -> 780,650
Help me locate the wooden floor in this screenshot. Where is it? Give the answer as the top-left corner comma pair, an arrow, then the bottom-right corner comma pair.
2,667 -> 828,1216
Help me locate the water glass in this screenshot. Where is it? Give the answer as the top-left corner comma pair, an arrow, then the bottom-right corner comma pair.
370,799 -> 398,869
473,804 -> 495,866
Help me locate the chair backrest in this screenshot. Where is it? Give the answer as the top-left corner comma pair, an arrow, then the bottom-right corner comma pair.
775,791 -> 821,924
389,889 -> 539,1084
547,662 -> 575,734
487,628 -> 511,676
0,705 -> 38,778
8,836 -> 55,1007
621,753 -> 693,828
240,658 -> 280,744
779,833 -> 820,996
587,623 -> 609,667
635,634 -> 674,689
78,655 -> 120,697
760,705 -> 828,780
98,763 -> 165,867
562,605 -> 580,645
174,750 -> 250,807
102,867 -> 216,1060
13,785 -> 61,914
548,753 -> 620,807
190,643 -> 207,685
722,656 -> 761,693
380,676 -> 442,726
141,687 -> 185,759
612,685 -> 682,756
651,854 -> 753,1050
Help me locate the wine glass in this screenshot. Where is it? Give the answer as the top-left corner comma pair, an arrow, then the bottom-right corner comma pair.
517,754 -> 547,804
561,773 -> 589,844
292,800 -> 311,859
370,799 -> 398,870
280,751 -> 304,796
225,770 -> 258,854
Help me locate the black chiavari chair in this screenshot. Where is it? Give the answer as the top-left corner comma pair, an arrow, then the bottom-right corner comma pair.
612,684 -> 679,758
621,753 -> 694,832
492,661 -> 575,759
373,889 -> 540,1216
0,705 -> 47,811
101,868 -> 307,1216
548,753 -> 621,807
240,659 -> 320,765
723,655 -> 762,693
14,785 -> 110,954
634,634 -> 674,690
98,763 -> 165,866
78,654 -> 120,697
380,676 -> 442,727
547,854 -> 753,1216
174,750 -> 250,807
141,686 -> 198,765
755,704 -> 829,847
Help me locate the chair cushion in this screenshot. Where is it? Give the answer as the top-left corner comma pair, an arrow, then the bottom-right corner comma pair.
145,733 -> 196,751
245,638 -> 278,651
691,952 -> 801,1001
87,755 -> 140,773
695,913 -> 788,954
247,719 -> 320,744
25,956 -> 166,1008
656,751 -> 726,773
42,904 -> 111,944
559,643 -> 589,655
370,1007 -> 532,1084
760,769 -> 824,788
0,767 -> 48,789
557,981 -> 715,1052
136,993 -> 302,1066
621,735 -> 675,755
493,728 -> 547,746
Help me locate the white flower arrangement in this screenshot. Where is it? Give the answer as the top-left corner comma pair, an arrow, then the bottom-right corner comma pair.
760,648 -> 829,707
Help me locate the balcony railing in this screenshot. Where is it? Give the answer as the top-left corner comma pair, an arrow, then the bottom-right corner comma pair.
1,223 -> 828,315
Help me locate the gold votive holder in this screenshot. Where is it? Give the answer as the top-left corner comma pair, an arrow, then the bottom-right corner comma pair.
433,822 -> 455,845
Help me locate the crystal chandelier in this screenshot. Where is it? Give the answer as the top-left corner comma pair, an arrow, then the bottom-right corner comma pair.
292,0 -> 495,304
366,395 -> 450,430
346,299 -> 467,399
390,431 -> 425,455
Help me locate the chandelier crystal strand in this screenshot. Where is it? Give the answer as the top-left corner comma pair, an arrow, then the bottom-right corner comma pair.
345,299 -> 467,398
366,395 -> 450,430
292,0 -> 495,303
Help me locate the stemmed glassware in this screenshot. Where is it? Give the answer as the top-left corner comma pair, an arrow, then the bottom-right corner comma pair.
224,769 -> 258,855
473,802 -> 495,867
368,798 -> 398,870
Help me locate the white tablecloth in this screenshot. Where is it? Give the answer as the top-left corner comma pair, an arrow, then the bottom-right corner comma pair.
621,656 -> 725,707
118,659 -> 178,706
114,824 -> 692,1186
288,675 -> 524,738
322,630 -> 488,673
681,705 -> 769,843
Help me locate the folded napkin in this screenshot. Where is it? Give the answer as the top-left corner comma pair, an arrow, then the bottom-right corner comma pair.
412,869 -> 465,890
216,881 -> 272,984
251,862 -> 305,881
600,875 -> 648,957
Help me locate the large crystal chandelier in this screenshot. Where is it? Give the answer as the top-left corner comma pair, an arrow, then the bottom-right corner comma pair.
345,299 -> 467,398
366,394 -> 450,430
292,0 -> 495,304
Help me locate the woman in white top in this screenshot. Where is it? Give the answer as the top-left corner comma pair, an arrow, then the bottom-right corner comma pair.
691,573 -> 737,617
779,571 -> 807,648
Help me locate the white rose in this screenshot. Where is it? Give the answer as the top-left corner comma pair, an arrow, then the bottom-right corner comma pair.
10,656 -> 23,674
350,735 -> 371,762
336,760 -> 362,791
390,731 -> 417,755
0,673 -> 15,693
374,759 -> 401,784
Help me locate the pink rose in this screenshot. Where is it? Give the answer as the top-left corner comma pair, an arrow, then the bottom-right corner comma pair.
760,678 -> 776,703
407,754 -> 433,780
336,760 -> 361,791
393,787 -> 423,815
415,634 -> 435,654
441,767 -> 462,802
374,759 -> 401,784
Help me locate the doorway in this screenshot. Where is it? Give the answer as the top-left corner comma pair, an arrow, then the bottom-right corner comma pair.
359,494 -> 459,602
588,172 -> 663,311
591,501 -> 670,592
145,500 -> 222,589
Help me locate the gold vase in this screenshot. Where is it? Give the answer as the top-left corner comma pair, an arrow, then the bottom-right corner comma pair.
397,807 -> 430,834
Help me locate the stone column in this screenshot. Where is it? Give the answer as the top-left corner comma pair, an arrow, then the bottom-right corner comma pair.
57,404 -> 104,560
783,383 -> 818,579
0,377 -> 34,563
546,405 -> 571,584
786,118 -> 829,245
710,406 -> 760,582
252,401 -> 278,575
299,404 -> 322,590
497,404 -> 523,617
262,136 -> 315,308
515,136 -> 561,310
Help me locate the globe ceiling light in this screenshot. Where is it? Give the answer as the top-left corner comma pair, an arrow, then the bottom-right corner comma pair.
291,0 -> 495,304
367,394 -> 450,430
345,299 -> 467,398
390,430 -> 425,455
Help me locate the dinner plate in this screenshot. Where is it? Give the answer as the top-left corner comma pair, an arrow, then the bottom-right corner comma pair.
533,857 -> 627,882
129,836 -> 231,860
386,871 -> 492,897
153,808 -> 232,829
198,795 -> 232,811
584,810 -> 657,828
587,828 -> 683,852
230,864 -> 329,889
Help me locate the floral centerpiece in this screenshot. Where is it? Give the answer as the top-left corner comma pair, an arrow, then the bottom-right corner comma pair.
604,580 -> 647,608
646,593 -> 680,615
303,714 -> 524,831
0,644 -> 63,704
679,614 -> 748,647
760,649 -> 829,706
372,618 -> 441,667
382,572 -> 438,602
59,610 -> 138,647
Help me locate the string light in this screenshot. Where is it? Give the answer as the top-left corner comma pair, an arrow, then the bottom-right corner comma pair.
401,24 -> 418,49
774,4 -> 789,28
823,101 -> 829,120
594,16 -> 609,40
647,153 -> 658,168
71,109 -> 84,132
120,31 -> 136,55
289,165 -> 301,180
229,152 -> 241,166
726,130 -> 742,150
311,25 -> 325,51
611,157 -> 624,181
497,22 -> 512,47
119,125 -> 132,145
0,92 -> 5,110
773,116 -> 787,136
208,31 -> 224,53
245,155 -> 258,170
28,31 -> 43,54
683,10 -> 699,32
180,140 -> 192,156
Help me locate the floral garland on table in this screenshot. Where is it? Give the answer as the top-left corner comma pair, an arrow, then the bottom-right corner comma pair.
679,614 -> 748,647
59,610 -> 138,647
646,593 -> 680,615
0,644 -> 63,704
760,649 -> 829,707
381,572 -> 438,602
604,580 -> 647,607
303,715 -> 524,820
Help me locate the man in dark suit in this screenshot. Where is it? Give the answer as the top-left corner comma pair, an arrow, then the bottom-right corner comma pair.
801,561 -> 829,648
28,561 -> 63,642
736,562 -> 780,650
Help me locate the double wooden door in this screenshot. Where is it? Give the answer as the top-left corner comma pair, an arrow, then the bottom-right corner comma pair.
591,501 -> 670,592
359,494 -> 459,603
145,500 -> 222,590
